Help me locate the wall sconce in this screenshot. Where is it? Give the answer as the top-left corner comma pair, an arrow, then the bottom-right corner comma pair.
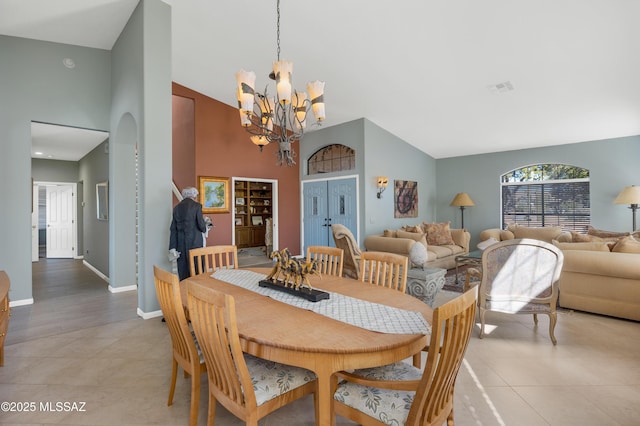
613,185 -> 640,231
376,176 -> 389,199
450,192 -> 475,229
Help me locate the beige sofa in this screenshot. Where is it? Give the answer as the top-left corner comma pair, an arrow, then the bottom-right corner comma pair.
479,225 -> 640,321
364,224 -> 470,269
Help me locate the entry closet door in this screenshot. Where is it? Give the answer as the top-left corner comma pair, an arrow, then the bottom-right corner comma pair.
303,177 -> 357,252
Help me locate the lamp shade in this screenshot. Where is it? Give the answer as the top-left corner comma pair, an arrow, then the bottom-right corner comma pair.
450,192 -> 475,207
613,185 -> 640,205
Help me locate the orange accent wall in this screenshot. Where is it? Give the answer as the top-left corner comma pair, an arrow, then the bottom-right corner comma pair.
172,83 -> 302,255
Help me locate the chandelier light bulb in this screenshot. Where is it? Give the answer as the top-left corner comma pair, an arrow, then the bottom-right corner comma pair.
273,60 -> 293,105
235,70 -> 256,113
307,80 -> 326,122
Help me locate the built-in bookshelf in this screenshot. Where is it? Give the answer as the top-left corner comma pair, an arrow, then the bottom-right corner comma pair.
234,180 -> 272,248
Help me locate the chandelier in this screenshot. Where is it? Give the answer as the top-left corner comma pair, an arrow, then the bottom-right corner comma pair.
235,0 -> 325,166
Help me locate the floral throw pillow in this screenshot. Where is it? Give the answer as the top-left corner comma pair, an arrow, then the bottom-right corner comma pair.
424,221 -> 455,246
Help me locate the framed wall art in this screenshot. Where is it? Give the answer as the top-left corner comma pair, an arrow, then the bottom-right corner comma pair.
198,176 -> 230,214
394,180 -> 418,218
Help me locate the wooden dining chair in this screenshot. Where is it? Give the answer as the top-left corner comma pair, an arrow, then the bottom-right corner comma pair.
189,245 -> 238,277
334,286 -> 478,426
331,224 -> 362,279
0,270 -> 10,367
153,266 -> 206,426
186,281 -> 318,426
359,251 -> 409,293
306,245 -> 344,277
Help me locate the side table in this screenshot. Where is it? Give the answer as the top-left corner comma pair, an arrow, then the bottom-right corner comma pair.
406,267 -> 446,307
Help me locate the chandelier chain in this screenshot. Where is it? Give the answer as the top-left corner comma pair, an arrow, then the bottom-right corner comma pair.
276,0 -> 280,61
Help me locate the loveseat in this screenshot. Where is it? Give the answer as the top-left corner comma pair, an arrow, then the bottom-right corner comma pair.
364,222 -> 470,269
478,225 -> 640,321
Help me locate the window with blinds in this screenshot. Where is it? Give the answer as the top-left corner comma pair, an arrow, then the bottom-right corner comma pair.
501,164 -> 590,232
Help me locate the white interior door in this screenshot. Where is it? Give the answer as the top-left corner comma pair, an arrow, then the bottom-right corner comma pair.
46,184 -> 75,258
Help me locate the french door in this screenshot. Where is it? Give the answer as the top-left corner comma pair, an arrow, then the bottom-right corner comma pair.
302,177 -> 358,253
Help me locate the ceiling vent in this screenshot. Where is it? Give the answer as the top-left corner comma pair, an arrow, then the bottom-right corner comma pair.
487,81 -> 514,93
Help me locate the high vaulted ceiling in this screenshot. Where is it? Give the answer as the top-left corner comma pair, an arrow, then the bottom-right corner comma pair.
2,0 -> 639,159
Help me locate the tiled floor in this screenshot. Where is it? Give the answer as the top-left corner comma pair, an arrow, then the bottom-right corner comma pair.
2,260 -> 640,425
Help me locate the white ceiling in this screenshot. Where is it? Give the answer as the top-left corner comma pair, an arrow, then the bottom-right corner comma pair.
31,122 -> 109,162
3,0 -> 640,160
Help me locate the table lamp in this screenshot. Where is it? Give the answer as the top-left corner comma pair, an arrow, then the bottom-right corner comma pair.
613,185 -> 640,231
450,192 -> 475,229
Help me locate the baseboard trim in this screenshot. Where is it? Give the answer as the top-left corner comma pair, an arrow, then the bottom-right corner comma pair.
9,298 -> 34,307
82,260 -> 109,283
109,284 -> 137,293
138,308 -> 163,320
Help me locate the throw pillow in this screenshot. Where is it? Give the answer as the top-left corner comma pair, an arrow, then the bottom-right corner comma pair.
383,229 -> 397,238
611,235 -> 640,254
477,237 -> 499,250
570,231 -> 593,242
587,226 -> 629,239
424,221 -> 455,246
552,240 -> 611,252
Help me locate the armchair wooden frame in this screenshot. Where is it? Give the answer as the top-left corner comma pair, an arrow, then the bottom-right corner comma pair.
477,238 -> 563,345
189,245 -> 238,277
153,266 -> 206,426
306,245 -> 344,277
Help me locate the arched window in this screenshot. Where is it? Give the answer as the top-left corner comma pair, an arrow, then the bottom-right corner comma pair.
501,164 -> 590,232
307,144 -> 355,175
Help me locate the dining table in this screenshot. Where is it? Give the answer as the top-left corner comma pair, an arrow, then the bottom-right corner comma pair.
182,267 -> 433,426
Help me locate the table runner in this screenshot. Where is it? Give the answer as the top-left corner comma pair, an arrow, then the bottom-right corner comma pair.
211,269 -> 431,335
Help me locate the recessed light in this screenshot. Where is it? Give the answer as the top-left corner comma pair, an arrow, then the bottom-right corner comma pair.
34,151 -> 43,156
63,58 -> 76,69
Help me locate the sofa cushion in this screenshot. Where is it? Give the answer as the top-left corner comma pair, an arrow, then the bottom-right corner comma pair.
611,235 -> 640,254
424,221 -> 455,245
428,244 -> 465,259
507,225 -> 562,243
552,240 -> 611,252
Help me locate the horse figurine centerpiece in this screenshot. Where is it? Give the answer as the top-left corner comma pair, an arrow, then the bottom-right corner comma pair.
259,248 -> 329,302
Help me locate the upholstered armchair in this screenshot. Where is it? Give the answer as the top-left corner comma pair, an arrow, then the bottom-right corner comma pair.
477,238 -> 564,345
331,224 -> 362,279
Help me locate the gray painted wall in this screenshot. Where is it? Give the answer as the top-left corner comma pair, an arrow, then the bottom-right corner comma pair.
79,141 -> 110,274
300,118 -> 437,245
0,0 -> 172,316
435,135 -> 640,248
0,35 -> 111,302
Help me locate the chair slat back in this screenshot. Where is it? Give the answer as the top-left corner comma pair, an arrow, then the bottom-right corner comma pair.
186,282 -> 258,413
306,246 -> 344,277
407,286 -> 478,426
153,266 -> 199,370
359,251 -> 408,293
189,245 -> 238,277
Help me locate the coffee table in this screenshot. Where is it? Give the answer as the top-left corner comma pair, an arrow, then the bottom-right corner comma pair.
454,249 -> 483,285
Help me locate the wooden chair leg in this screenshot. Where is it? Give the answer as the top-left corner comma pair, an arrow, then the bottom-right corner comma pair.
549,312 -> 557,345
168,359 -> 178,405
